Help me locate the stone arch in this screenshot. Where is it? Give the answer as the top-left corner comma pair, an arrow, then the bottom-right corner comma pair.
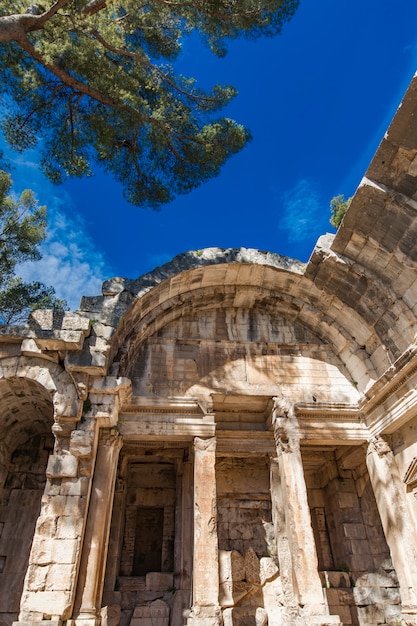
111,271 -> 377,395
77,247 -> 415,392
0,356 -> 81,420
0,357 -> 81,626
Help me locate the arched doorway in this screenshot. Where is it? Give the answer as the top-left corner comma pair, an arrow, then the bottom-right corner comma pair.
0,377 -> 54,626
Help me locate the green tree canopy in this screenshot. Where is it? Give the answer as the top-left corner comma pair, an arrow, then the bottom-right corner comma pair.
0,169 -> 67,324
0,0 -> 298,208
329,194 -> 352,229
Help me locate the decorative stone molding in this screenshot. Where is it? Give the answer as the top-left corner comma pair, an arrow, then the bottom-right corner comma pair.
271,396 -> 301,454
367,435 -> 392,458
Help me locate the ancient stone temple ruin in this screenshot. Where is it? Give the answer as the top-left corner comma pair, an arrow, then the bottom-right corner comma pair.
2,76 -> 417,626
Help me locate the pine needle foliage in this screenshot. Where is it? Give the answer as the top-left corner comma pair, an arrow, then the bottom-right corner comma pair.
0,169 -> 67,324
0,0 -> 299,208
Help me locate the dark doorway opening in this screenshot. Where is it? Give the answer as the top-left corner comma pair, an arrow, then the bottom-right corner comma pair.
133,507 -> 164,575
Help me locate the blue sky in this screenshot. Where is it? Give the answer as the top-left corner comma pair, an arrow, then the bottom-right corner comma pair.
3,0 -> 417,310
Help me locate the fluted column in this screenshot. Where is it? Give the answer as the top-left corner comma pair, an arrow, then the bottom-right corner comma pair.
187,437 -> 221,626
271,398 -> 340,625
366,436 -> 417,624
71,428 -> 122,626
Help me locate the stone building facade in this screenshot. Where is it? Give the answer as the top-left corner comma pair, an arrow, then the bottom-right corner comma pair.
2,75 -> 417,626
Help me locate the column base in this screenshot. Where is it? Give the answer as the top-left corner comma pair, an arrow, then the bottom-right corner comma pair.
186,605 -> 222,626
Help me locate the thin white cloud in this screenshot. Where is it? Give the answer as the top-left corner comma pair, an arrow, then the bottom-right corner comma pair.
17,193 -> 111,311
1,141 -> 113,311
278,178 -> 322,243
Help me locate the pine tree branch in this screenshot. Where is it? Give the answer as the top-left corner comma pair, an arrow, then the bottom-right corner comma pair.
0,0 -> 69,42
18,35 -> 119,108
90,28 -> 226,108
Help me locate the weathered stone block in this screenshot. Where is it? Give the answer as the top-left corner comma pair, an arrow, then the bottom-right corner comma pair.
53,539 -> 79,564
218,550 -> 245,583
35,516 -> 58,538
130,600 -> 169,626
356,603 -> 385,625
13,621 -> 62,626
30,537 -> 53,566
222,606 -> 267,626
59,477 -> 89,497
259,557 -> 279,584
355,571 -> 399,588
219,582 -> 253,607
46,455 -> 78,479
20,590 -> 72,615
26,564 -> 48,591
41,495 -> 85,518
56,516 -> 83,540
69,431 -> 94,458
244,547 -> 260,583
45,564 -> 75,591
320,571 -> 351,589
145,572 -> 173,591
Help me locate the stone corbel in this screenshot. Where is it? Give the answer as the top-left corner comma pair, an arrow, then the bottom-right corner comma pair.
52,418 -> 79,454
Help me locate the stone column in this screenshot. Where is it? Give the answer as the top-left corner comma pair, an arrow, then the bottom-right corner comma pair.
71,428 -> 122,626
187,437 -> 221,626
270,457 -> 298,618
366,436 -> 417,624
271,399 -> 340,625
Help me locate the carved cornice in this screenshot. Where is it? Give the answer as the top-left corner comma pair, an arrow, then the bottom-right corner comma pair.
124,395 -> 203,411
121,406 -> 203,416
362,343 -> 417,411
361,346 -> 417,436
288,347 -> 417,440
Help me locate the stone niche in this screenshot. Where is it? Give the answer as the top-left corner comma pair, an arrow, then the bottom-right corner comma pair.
216,457 -> 284,625
119,462 -> 176,577
305,445 -> 402,626
102,449 -> 187,626
216,457 -> 274,558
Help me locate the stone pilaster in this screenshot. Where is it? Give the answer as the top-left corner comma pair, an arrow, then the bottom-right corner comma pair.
187,437 -> 221,626
366,436 -> 417,625
16,416 -> 88,625
70,428 -> 122,626
172,455 -> 193,626
271,399 -> 341,625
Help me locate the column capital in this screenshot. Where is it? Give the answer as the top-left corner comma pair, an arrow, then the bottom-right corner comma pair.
272,395 -> 294,419
367,435 -> 392,458
99,427 -> 123,450
271,397 -> 300,454
194,436 -> 216,453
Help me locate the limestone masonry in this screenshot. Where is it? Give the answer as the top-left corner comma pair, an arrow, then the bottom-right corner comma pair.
2,75 -> 417,626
